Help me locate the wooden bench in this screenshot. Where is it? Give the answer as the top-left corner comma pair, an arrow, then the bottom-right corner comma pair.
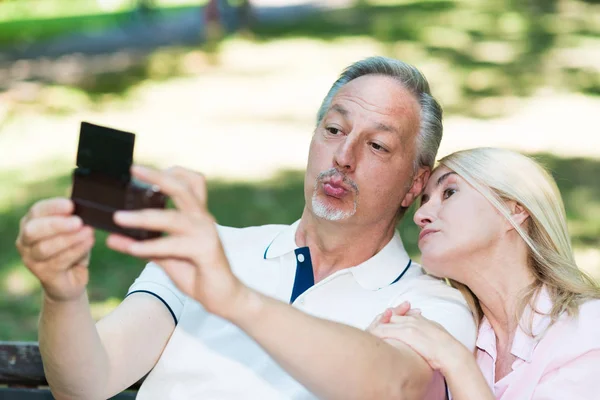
1,342 -> 141,399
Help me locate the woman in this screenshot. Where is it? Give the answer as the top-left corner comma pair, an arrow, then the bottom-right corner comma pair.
369,147 -> 600,399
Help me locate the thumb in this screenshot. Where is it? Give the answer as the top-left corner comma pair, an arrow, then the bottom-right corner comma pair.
381,308 -> 393,324
367,308 -> 393,331
391,301 -> 411,316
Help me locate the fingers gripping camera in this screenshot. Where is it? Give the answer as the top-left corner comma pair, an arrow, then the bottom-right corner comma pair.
71,122 -> 167,240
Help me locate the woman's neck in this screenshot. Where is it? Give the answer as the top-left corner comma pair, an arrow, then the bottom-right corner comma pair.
463,237 -> 536,347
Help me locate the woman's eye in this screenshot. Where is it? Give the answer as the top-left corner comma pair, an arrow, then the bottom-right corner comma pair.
443,188 -> 456,199
326,127 -> 341,135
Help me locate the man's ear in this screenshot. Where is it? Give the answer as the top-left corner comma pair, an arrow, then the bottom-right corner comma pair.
401,167 -> 430,208
507,201 -> 530,230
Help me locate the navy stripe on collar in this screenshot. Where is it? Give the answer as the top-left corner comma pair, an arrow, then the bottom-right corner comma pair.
389,259 -> 412,286
289,247 -> 314,303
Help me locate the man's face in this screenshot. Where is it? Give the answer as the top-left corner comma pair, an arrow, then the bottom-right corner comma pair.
305,74 -> 426,226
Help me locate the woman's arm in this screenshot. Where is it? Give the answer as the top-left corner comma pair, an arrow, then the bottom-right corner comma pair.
441,347 -> 494,400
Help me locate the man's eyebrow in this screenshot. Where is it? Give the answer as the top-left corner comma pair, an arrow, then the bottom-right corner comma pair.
330,104 -> 349,117
436,171 -> 457,186
374,122 -> 398,135
330,104 -> 398,134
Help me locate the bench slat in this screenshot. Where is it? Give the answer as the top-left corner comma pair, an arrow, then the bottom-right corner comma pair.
0,388 -> 138,400
0,342 -> 47,386
0,342 -> 143,390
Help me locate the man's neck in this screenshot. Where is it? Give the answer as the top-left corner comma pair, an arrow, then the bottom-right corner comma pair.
295,207 -> 397,282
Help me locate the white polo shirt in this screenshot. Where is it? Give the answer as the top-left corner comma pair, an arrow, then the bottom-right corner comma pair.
127,221 -> 476,399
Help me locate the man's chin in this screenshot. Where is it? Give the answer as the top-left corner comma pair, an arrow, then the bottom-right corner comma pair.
311,197 -> 356,222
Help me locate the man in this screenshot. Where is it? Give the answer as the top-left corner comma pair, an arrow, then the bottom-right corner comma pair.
16,57 -> 476,399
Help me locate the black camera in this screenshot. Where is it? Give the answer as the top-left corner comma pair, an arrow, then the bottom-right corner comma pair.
71,122 -> 167,240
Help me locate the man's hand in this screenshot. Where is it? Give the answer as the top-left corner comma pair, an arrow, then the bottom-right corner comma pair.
16,198 -> 95,302
107,165 -> 247,319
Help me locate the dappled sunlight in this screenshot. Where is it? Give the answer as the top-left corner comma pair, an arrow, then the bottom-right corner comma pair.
0,0 -> 599,341
575,248 -> 600,282
90,297 -> 123,321
4,264 -> 41,297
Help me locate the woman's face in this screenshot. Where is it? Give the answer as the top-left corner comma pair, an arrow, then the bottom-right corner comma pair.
413,166 -> 507,278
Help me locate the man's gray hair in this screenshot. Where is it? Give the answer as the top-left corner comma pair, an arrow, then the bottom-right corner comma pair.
316,56 -> 443,171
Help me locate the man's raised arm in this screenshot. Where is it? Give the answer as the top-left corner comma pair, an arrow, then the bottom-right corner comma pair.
17,198 -> 175,399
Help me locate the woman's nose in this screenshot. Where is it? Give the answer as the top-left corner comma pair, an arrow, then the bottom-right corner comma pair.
414,200 -> 435,228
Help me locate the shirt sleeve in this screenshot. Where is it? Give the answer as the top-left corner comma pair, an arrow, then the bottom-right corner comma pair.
532,349 -> 600,399
126,262 -> 187,325
388,274 -> 478,352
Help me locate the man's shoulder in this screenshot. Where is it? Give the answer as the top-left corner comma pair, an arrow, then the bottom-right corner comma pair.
395,263 -> 478,350
216,223 -> 289,240
216,223 -> 290,254
394,264 -> 471,306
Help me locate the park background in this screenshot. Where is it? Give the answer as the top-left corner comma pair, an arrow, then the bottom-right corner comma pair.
1,0 -> 599,340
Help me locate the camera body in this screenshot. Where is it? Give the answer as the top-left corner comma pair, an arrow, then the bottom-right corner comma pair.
71,122 -> 167,240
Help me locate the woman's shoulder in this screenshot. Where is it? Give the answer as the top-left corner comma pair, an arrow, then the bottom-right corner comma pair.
572,298 -> 600,335
544,299 -> 600,355
536,299 -> 600,374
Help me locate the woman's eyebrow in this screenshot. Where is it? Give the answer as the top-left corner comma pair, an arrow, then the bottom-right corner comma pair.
436,171 -> 458,186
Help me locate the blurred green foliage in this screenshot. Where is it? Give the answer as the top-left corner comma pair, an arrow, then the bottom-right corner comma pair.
0,0 -> 599,340
2,153 -> 599,339
0,4 -> 201,46
2,0 -> 598,116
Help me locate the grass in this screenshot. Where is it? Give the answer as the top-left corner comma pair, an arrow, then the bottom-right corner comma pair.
1,153 -> 599,340
0,0 -> 205,22
0,5 -> 201,46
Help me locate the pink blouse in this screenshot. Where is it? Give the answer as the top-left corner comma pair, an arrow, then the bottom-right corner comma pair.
475,289 -> 600,399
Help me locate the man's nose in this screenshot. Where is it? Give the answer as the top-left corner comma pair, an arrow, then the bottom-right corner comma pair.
333,136 -> 357,173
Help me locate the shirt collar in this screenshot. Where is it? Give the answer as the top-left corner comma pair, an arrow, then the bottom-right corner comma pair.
511,286 -> 553,362
263,221 -> 412,291
476,317 -> 497,358
349,231 -> 412,290
264,220 -> 302,259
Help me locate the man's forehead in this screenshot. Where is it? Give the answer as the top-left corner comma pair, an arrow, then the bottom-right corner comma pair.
330,75 -> 420,118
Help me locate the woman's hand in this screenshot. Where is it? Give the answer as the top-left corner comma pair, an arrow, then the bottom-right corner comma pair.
366,301 -> 420,331
107,165 -> 248,320
370,305 -> 495,400
368,307 -> 468,374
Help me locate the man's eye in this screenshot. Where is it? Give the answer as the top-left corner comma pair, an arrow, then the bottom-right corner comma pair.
326,127 -> 341,135
370,142 -> 387,152
443,188 -> 456,199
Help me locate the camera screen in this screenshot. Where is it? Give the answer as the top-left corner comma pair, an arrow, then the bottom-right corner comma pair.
76,122 -> 135,181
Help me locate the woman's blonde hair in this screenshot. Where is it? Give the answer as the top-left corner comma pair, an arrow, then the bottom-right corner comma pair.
437,147 -> 600,330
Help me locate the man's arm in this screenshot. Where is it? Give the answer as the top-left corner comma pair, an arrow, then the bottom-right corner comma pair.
16,198 -> 177,399
229,290 -> 443,400
39,292 -> 175,399
106,166 -> 469,400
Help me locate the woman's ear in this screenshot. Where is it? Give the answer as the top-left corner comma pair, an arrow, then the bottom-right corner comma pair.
507,201 -> 529,229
